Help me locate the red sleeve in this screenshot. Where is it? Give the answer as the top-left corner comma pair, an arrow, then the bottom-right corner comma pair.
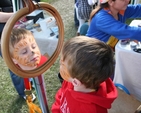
51,88 -> 62,113
37,55 -> 48,67
51,81 -> 71,113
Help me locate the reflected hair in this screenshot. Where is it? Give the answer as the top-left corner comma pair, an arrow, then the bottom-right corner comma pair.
9,28 -> 33,57
62,36 -> 114,89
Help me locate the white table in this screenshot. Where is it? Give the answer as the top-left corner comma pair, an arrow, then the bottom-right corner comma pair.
33,29 -> 58,57
29,10 -> 59,57
113,20 -> 141,102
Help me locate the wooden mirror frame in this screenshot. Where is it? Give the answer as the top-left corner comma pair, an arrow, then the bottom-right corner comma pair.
1,1 -> 64,78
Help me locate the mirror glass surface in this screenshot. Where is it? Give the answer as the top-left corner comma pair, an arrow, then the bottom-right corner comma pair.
10,9 -> 59,70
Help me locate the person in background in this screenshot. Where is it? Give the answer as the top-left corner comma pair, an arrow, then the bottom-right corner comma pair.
0,0 -> 13,12
75,0 -> 97,36
74,0 -> 79,28
0,12 -> 13,37
0,0 -> 39,99
52,36 -> 117,113
0,0 -> 26,99
86,0 -> 141,49
79,22 -> 89,36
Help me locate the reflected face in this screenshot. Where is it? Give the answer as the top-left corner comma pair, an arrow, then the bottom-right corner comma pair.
13,35 -> 41,69
60,58 -> 71,82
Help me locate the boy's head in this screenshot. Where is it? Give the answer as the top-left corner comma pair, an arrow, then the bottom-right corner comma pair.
9,28 -> 41,70
60,36 -> 114,89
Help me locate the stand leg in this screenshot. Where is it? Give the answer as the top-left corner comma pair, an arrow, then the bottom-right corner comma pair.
33,75 -> 50,113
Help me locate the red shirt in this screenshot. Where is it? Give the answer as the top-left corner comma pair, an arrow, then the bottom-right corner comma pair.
52,78 -> 117,113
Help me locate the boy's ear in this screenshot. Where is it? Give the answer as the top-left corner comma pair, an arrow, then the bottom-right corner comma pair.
72,78 -> 82,87
12,58 -> 18,64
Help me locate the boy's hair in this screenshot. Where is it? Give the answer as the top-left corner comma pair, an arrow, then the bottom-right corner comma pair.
62,36 -> 114,89
9,28 -> 34,57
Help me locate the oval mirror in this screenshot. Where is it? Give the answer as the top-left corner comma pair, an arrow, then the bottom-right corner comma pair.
1,1 -> 64,78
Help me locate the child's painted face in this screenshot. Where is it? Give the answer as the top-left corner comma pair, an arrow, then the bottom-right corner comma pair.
13,35 -> 41,69
60,58 -> 71,82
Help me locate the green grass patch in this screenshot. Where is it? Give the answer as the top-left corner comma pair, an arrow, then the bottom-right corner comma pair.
41,0 -> 56,3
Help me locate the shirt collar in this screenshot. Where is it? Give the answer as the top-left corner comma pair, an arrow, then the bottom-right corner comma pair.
104,8 -> 125,16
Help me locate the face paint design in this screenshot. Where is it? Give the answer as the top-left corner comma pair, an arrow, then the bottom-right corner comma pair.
60,59 -> 71,81
13,35 -> 41,69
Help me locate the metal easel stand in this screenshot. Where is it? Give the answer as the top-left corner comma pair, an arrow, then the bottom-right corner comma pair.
33,75 -> 50,113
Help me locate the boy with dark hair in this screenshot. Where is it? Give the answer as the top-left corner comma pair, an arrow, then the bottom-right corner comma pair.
52,36 -> 117,113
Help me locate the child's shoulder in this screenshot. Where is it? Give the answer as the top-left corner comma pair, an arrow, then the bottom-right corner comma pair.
62,81 -> 73,89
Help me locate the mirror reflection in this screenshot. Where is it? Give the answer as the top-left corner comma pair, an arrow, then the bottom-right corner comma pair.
9,9 -> 59,70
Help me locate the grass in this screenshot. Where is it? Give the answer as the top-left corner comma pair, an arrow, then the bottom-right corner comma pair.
0,0 -> 77,113
41,0 -> 53,2
1,0 -> 140,112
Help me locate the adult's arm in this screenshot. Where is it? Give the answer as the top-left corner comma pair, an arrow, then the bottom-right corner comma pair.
0,12 -> 13,23
95,11 -> 141,41
125,5 -> 141,18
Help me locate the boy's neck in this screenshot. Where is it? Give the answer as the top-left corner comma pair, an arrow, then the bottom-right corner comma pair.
73,84 -> 96,93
